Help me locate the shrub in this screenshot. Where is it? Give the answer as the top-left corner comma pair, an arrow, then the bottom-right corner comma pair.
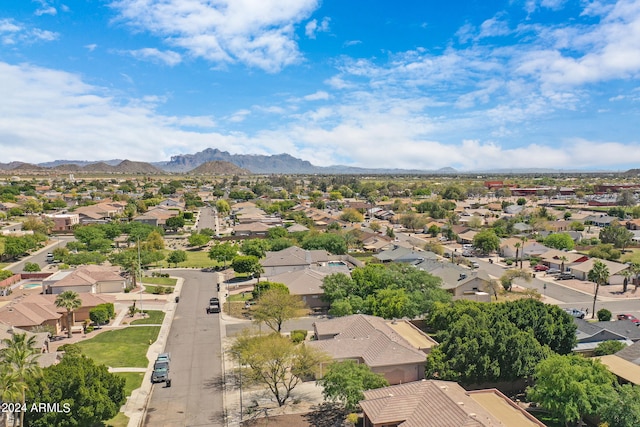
505,259 -> 514,266
85,325 -> 95,333
290,330 -> 308,344
597,308 -> 612,322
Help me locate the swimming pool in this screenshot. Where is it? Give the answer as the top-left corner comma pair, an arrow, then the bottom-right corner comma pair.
23,283 -> 41,289
327,261 -> 346,267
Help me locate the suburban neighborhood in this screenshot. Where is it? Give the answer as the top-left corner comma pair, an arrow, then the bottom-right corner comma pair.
2,171 -> 640,426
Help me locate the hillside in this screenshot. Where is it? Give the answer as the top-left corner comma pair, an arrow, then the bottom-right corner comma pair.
188,161 -> 251,175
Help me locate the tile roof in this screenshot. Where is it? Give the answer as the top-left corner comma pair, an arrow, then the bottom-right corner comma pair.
309,314 -> 430,368
261,246 -> 330,268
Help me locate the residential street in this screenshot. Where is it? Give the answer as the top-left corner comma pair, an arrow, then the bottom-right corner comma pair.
142,270 -> 224,427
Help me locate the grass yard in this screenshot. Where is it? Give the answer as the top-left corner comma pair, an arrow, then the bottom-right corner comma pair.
157,248 -> 220,269
143,285 -> 175,295
76,326 -> 160,368
141,276 -> 177,286
114,371 -> 145,398
105,412 -> 130,427
228,292 -> 253,302
621,248 -> 640,264
131,310 -> 165,325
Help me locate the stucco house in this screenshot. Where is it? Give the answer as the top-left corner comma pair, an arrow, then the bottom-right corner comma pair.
43,265 -> 125,294
261,246 -> 330,277
308,314 -> 437,385
360,380 -> 546,427
266,267 -> 349,311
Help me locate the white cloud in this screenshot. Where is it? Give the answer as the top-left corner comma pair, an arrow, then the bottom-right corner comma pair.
305,17 -> 330,39
110,0 -> 320,72
0,18 -> 59,45
478,15 -> 511,39
343,40 -> 362,47
85,43 -> 98,52
303,90 -> 329,101
34,0 -> 57,16
516,0 -> 640,86
125,48 -> 182,66
227,109 -> 251,123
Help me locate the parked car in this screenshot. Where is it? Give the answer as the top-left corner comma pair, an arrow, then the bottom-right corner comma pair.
471,261 -> 480,269
156,353 -> 171,363
556,273 -> 575,280
462,251 -> 474,257
151,361 -> 170,383
617,314 -> 640,325
547,268 -> 561,275
564,308 -> 586,319
207,297 -> 221,314
533,265 -> 549,272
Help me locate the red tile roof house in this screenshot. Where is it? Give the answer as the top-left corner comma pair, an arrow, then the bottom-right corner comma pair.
0,293 -> 114,335
308,314 -> 438,385
360,379 -> 546,427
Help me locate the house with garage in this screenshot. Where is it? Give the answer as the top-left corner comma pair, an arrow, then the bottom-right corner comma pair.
538,249 -> 589,271
42,265 -> 125,294
572,318 -> 640,355
570,258 -> 629,283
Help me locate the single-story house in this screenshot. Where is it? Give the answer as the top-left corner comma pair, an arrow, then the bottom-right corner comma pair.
360,380 -> 546,427
308,314 -> 437,385
539,249 -> 589,271
416,260 -> 492,301
373,245 -> 438,264
570,258 -> 629,282
261,246 -> 331,277
43,265 -> 125,294
232,221 -> 271,237
573,318 -> 640,355
266,267 -> 349,311
0,293 -> 115,335
500,238 -> 549,259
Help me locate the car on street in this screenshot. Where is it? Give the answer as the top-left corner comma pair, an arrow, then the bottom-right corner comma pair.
207,297 -> 221,314
533,265 -> 549,272
471,261 -> 480,268
156,353 -> 171,363
564,308 -> 586,319
617,314 -> 640,325
151,361 -> 170,383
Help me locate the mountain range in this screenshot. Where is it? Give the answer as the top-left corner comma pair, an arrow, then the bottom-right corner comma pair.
0,147 -> 628,175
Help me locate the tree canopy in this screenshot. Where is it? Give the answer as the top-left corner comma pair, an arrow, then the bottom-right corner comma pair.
252,288 -> 306,333
527,354 -> 615,426
318,360 -> 389,411
321,263 -> 450,319
25,352 -> 126,427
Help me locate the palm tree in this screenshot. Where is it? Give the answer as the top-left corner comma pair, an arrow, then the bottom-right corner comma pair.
1,333 -> 42,427
588,260 -> 610,319
520,236 -> 527,269
514,243 -> 521,269
631,262 -> 640,292
55,290 -> 82,338
621,269 -> 634,293
559,255 -> 568,274
0,366 -> 24,427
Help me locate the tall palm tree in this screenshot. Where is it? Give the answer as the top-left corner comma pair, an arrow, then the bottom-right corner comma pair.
520,236 -> 527,269
631,262 -> 640,292
55,290 -> 82,338
514,243 -> 521,268
0,366 -> 24,427
1,333 -> 42,427
559,255 -> 568,274
588,260 -> 610,319
621,269 -> 634,293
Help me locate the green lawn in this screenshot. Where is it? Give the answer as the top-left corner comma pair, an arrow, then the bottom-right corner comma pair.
143,285 -> 175,295
105,412 -> 129,427
621,249 -> 640,264
157,248 -> 220,269
114,371 -> 145,398
228,292 -> 252,302
76,326 -> 161,368
131,310 -> 165,325
141,277 -> 177,286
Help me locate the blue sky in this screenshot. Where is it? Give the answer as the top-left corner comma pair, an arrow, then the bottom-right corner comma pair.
1,0 -> 640,171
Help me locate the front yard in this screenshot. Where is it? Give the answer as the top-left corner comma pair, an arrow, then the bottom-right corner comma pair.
75,326 -> 161,368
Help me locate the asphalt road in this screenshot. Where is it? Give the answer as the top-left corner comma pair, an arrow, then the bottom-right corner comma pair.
8,236 -> 71,274
143,270 -> 224,427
